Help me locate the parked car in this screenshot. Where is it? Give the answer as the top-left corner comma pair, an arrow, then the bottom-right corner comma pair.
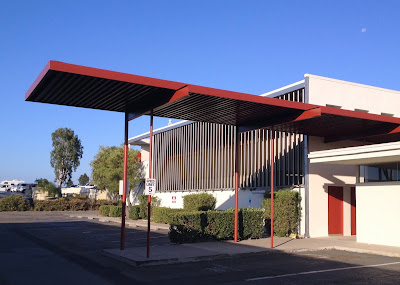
10,185 -> 18,192
0,184 -> 11,192
16,183 -> 31,193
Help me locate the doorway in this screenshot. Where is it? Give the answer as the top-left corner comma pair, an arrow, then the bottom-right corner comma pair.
351,187 -> 356,235
328,186 -> 343,235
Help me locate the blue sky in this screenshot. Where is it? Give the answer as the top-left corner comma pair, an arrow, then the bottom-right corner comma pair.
1,1 -> 400,184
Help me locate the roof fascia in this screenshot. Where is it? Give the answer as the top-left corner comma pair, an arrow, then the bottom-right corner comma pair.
320,106 -> 400,124
260,80 -> 305,98
188,84 -> 314,111
25,60 -> 188,101
238,107 -> 322,133
25,61 -> 51,100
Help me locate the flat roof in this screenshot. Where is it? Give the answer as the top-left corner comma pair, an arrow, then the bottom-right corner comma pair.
26,61 -> 400,142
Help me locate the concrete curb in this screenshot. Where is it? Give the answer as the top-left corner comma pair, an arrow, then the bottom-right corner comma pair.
331,246 -> 400,258
101,248 -> 278,267
102,245 -> 400,267
282,246 -> 400,258
67,213 -> 170,230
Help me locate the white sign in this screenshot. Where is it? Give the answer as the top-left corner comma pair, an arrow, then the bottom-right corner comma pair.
119,180 -> 129,196
145,178 -> 156,195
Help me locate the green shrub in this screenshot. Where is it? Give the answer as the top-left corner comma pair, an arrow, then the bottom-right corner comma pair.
152,207 -> 184,224
183,193 -> 216,211
168,209 -> 264,243
109,206 -> 122,217
169,211 -> 206,243
205,211 -> 234,239
0,195 -> 30,211
138,195 -> 158,219
32,197 -> 118,212
99,205 -> 111,216
90,199 -> 115,210
241,208 -> 264,239
263,189 -> 301,237
129,205 -> 141,220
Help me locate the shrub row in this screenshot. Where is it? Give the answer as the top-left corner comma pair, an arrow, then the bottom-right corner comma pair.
151,207 -> 185,224
183,193 -> 216,211
138,195 -> 158,219
262,189 -> 301,237
168,208 -> 264,243
0,195 -> 31,211
33,198 -> 116,211
99,205 -> 123,217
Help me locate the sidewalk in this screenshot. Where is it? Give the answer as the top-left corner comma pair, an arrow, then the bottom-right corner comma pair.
68,211 -> 400,266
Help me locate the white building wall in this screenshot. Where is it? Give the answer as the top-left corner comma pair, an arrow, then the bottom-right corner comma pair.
306,74 -> 400,117
154,189 -> 265,210
356,182 -> 400,247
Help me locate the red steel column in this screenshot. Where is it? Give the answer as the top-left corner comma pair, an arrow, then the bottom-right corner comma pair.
120,112 -> 129,250
147,110 -> 154,258
234,127 -> 240,242
270,128 -> 275,249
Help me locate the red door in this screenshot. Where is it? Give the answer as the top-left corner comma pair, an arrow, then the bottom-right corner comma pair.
351,187 -> 356,235
328,186 -> 343,235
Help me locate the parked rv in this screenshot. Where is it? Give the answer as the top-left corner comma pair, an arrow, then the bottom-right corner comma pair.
0,184 -> 11,192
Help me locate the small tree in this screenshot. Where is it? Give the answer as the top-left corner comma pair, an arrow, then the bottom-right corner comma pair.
78,173 -> 90,185
36,178 -> 60,197
50,128 -> 83,188
91,145 -> 142,199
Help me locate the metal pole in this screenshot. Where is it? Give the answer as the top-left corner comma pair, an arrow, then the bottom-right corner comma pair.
147,110 -> 153,258
270,128 -> 275,249
120,112 -> 129,250
234,127 -> 239,242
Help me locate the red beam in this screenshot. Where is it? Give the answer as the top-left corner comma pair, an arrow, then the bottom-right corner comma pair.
147,110 -> 154,258
270,128 -> 275,249
120,112 -> 129,250
293,108 -> 322,121
234,128 -> 240,243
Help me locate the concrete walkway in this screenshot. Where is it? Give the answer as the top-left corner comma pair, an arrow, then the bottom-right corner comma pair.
68,211 -> 400,266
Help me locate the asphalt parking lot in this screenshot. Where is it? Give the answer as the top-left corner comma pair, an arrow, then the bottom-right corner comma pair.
1,211 -> 400,284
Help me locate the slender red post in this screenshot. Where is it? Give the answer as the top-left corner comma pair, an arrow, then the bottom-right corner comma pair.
270,128 -> 275,248
147,110 -> 153,258
234,127 -> 240,242
120,112 -> 129,250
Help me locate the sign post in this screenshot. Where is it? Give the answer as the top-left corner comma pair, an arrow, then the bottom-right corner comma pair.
146,110 -> 154,258
144,179 -> 156,195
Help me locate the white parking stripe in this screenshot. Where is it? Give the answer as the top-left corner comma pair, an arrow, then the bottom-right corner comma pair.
246,261 -> 400,282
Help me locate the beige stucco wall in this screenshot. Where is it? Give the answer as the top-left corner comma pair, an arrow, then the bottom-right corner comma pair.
305,75 -> 400,238
308,136 -> 362,237
306,74 -> 400,117
356,182 -> 400,247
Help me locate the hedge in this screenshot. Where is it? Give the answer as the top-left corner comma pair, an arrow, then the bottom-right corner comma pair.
138,195 -> 158,219
262,189 -> 301,237
99,205 -> 123,217
183,193 -> 216,211
168,211 -> 206,243
129,205 -> 141,220
99,205 -> 111,216
0,195 -> 31,211
152,207 -> 185,224
33,197 -> 116,211
168,208 -> 264,243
